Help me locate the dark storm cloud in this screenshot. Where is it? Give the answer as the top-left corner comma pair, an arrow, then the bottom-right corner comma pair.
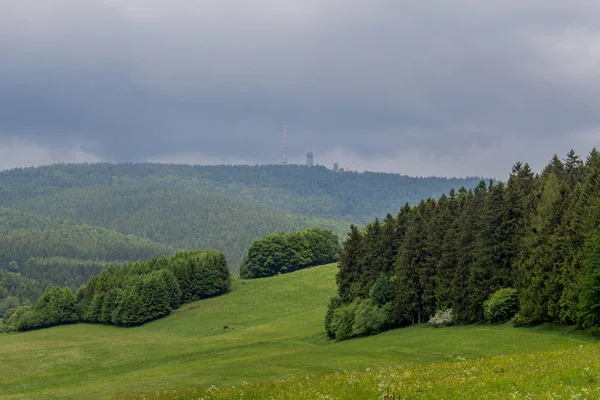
1,0 -> 600,176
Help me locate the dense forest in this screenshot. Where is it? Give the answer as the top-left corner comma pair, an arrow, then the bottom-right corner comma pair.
327,149 -> 600,340
0,163 -> 481,223
3,250 -> 230,332
0,258 -> 109,316
10,185 -> 349,267
0,207 -> 169,265
0,163 -> 478,313
240,229 -> 340,279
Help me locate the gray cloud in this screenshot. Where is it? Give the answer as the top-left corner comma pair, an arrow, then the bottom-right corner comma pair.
1,0 -> 600,177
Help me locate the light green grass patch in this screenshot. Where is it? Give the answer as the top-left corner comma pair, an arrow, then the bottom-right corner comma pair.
0,264 -> 596,399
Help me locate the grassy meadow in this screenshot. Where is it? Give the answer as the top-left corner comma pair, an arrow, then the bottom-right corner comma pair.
1,264 -> 598,399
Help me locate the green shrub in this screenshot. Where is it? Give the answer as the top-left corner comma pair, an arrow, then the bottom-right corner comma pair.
484,288 -> 519,323
351,300 -> 390,337
329,299 -> 392,341
3,306 -> 31,332
325,296 -> 343,338
4,287 -> 78,332
330,302 -> 358,341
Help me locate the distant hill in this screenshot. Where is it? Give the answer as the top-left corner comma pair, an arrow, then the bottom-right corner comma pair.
0,163 -> 482,224
0,207 -> 170,265
10,185 -> 350,268
0,163 -> 480,308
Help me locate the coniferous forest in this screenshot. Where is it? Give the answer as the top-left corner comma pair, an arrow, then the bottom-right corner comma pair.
328,150 -> 600,340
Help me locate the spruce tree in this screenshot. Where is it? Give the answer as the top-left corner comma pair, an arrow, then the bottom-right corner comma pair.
356,219 -> 383,298
394,201 -> 428,324
336,225 -> 363,303
577,233 -> 600,332
435,189 -> 459,311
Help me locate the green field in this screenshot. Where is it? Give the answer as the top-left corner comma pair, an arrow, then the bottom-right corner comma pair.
0,264 -> 597,399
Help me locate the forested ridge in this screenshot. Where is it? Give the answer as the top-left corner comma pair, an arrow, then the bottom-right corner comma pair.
0,207 -> 170,265
11,185 -> 350,266
0,163 -> 481,223
328,149 -> 600,340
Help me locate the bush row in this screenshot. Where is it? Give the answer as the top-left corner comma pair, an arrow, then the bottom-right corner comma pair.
3,250 -> 230,332
240,228 -> 340,279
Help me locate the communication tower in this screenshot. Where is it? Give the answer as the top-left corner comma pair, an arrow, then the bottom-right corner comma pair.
282,123 -> 288,165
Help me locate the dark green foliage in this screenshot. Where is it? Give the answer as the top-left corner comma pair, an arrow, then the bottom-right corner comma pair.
9,185 -> 349,270
329,301 -> 358,341
336,225 -> 363,302
351,300 -> 391,337
394,201 -> 429,324
483,288 -> 519,324
577,234 -> 600,333
329,149 -> 600,339
0,270 -> 46,316
79,250 -> 231,326
240,229 -> 340,279
20,257 -> 109,291
328,298 -> 392,340
0,208 -> 169,266
466,181 -> 513,322
4,286 -> 78,332
0,163 -> 481,225
325,296 -> 343,338
7,250 -> 230,331
0,163 -> 476,306
369,275 -> 394,306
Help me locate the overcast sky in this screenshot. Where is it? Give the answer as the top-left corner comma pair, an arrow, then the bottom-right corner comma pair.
1,1 -> 599,178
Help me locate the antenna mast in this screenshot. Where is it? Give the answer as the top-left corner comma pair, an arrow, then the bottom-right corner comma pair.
282,123 -> 288,165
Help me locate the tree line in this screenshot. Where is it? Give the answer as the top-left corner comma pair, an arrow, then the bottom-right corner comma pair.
240,229 -> 341,279
327,149 -> 600,340
2,250 -> 231,332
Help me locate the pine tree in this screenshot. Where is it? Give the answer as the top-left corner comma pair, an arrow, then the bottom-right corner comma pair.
394,201 -> 428,324
560,149 -> 600,322
577,233 -> 600,332
379,213 -> 399,276
336,225 -> 363,303
435,189 -> 459,310
460,181 -> 489,322
518,164 -> 568,324
356,219 -> 383,298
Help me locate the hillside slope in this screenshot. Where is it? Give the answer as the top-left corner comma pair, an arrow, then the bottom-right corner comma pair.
0,163 -> 482,223
0,207 -> 173,314
0,264 -> 595,399
0,207 -> 170,266
9,185 -> 349,268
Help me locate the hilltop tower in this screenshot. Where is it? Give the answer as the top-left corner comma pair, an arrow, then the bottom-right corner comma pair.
306,152 -> 314,167
282,123 -> 288,165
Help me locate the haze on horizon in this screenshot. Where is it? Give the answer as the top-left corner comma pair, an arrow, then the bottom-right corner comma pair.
1,1 -> 599,179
